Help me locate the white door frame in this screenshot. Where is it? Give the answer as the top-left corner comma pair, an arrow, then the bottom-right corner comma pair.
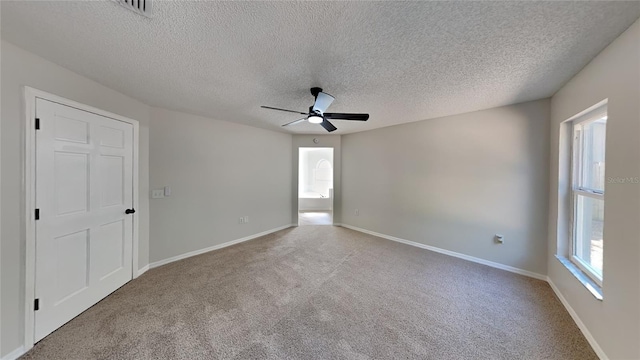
296,146 -> 335,225
22,87 -> 140,351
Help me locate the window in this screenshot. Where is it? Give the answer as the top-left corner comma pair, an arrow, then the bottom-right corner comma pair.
570,105 -> 607,286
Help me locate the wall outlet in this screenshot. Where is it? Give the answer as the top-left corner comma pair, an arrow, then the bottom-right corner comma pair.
354,209 -> 359,216
151,189 -> 164,199
239,217 -> 245,224
495,234 -> 504,244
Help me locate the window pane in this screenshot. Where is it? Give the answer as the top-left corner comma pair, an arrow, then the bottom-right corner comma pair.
577,117 -> 607,192
574,195 -> 604,277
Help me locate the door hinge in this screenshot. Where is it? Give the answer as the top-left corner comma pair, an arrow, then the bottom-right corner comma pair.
34,298 -> 40,311
35,118 -> 40,130
35,209 -> 40,220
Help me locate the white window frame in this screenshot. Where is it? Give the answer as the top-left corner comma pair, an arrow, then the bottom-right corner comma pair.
569,105 -> 607,287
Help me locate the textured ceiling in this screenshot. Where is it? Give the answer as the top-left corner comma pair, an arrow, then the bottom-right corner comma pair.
2,1 -> 639,134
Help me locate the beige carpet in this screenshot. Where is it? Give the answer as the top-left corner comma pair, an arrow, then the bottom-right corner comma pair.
22,226 -> 596,360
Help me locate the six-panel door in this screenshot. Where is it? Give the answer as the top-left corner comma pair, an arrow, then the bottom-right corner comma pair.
35,98 -> 134,342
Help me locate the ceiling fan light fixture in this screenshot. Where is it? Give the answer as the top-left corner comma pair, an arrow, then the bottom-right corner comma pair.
262,87 -> 369,132
308,115 -> 323,124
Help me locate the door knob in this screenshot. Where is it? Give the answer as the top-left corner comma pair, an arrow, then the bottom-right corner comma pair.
125,209 -> 136,214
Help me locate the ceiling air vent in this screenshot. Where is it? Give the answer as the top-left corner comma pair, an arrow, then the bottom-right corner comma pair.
113,0 -> 152,18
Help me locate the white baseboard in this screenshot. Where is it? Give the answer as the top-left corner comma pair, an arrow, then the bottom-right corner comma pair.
149,224 -> 294,269
547,278 -> 607,360
341,224 -> 547,281
135,264 -> 150,278
1,346 -> 25,360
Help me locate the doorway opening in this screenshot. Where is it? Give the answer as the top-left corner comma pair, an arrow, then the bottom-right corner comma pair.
298,147 -> 333,225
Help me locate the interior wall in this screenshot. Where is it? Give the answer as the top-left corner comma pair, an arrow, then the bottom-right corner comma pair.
342,99 -> 550,275
148,108 -> 292,263
0,40 -> 151,357
548,19 -> 640,360
292,135 -> 341,224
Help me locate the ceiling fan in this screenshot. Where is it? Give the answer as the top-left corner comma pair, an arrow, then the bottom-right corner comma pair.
261,87 -> 369,132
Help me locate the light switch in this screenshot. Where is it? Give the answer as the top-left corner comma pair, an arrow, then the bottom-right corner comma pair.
164,186 -> 171,196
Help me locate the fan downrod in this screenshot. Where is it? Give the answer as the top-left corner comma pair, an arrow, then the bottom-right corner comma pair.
310,87 -> 323,98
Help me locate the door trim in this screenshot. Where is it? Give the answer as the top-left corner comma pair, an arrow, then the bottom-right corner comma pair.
23,87 -> 140,351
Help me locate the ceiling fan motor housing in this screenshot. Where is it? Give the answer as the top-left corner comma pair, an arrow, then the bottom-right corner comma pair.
309,106 -> 323,116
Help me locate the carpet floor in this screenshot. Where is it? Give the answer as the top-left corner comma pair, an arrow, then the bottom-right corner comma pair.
22,226 -> 596,360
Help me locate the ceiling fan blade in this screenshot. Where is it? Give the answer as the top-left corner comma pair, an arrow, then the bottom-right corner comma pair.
281,118 -> 307,127
312,92 -> 335,113
261,106 -> 307,115
320,119 -> 337,132
324,113 -> 369,121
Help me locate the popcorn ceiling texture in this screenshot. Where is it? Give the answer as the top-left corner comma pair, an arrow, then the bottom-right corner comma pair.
1,1 -> 639,134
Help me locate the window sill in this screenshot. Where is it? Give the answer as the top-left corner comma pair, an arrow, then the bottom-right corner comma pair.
555,255 -> 603,301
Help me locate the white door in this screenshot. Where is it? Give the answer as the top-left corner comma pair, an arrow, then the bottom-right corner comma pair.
35,99 -> 134,341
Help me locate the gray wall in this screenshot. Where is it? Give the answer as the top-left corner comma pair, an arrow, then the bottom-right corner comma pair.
148,108 -> 292,263
341,99 -> 550,275
548,19 -> 640,360
0,40 -> 151,357
291,135 -> 342,224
